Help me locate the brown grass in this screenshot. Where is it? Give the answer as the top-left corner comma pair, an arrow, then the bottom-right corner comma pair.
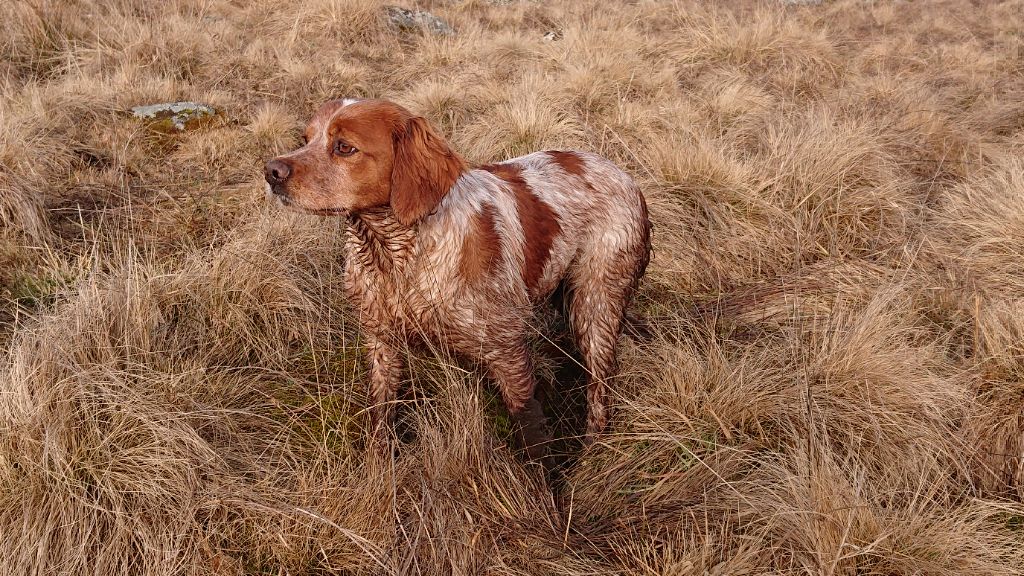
2,0 -> 1024,574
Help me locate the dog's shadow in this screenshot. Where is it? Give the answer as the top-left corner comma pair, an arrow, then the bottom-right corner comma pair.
386,285 -> 611,486
519,285 -> 594,485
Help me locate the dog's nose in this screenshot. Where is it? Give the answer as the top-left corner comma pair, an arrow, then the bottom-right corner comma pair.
264,159 -> 292,186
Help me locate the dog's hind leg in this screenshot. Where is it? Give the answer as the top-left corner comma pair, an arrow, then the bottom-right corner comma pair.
568,231 -> 649,440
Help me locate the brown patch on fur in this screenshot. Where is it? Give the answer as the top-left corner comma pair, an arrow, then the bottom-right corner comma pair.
547,150 -> 588,178
482,163 -> 561,296
390,117 -> 467,225
460,203 -> 501,282
480,163 -> 522,185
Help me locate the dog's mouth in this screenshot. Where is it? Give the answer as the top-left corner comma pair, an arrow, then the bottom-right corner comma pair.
264,184 -> 348,217
265,184 -> 292,208
305,207 -> 348,216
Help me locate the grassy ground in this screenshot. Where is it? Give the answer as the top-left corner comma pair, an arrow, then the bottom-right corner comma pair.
2,0 -> 1024,573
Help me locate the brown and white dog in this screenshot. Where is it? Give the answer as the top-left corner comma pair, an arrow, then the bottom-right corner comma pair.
264,98 -> 650,446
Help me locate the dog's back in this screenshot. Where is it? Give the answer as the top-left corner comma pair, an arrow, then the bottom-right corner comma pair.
487,150 -> 651,305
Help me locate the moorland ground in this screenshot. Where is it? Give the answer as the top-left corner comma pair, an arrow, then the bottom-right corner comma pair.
2,0 -> 1024,574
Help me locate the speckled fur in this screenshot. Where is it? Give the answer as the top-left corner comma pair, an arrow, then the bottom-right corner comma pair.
266,99 -> 651,442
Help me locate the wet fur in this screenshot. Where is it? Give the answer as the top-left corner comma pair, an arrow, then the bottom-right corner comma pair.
266,99 -> 652,445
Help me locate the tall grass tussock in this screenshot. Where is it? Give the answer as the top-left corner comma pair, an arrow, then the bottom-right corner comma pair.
2,0 -> 1024,574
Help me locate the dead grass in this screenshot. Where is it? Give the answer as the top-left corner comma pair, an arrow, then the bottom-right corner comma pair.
2,0 -> 1024,574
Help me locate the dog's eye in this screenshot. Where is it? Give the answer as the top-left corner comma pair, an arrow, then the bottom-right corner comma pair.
334,140 -> 358,157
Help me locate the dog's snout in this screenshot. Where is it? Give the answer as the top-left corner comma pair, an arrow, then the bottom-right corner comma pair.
264,159 -> 292,187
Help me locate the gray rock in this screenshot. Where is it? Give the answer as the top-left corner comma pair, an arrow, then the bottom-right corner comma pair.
384,6 -> 455,36
131,101 -> 216,131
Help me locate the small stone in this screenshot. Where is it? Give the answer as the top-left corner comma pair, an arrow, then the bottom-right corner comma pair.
131,101 -> 216,132
384,6 -> 455,36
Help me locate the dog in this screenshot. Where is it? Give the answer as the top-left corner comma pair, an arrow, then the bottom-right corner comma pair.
264,98 -> 651,447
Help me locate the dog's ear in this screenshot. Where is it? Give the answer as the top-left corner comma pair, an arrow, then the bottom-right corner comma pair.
390,116 -> 465,225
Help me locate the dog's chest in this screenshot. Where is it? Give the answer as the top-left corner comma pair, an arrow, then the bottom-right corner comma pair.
343,250 -> 479,340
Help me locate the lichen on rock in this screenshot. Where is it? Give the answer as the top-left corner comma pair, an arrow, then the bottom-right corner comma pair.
384,6 -> 455,36
131,101 -> 217,132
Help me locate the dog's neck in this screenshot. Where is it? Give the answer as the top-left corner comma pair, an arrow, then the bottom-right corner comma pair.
345,208 -> 417,276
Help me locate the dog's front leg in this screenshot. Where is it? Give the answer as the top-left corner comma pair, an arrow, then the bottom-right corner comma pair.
365,335 -> 403,442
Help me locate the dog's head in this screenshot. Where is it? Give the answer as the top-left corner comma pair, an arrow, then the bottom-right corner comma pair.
264,99 -> 465,224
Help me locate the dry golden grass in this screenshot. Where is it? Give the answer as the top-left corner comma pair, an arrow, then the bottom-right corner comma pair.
2,0 -> 1024,574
